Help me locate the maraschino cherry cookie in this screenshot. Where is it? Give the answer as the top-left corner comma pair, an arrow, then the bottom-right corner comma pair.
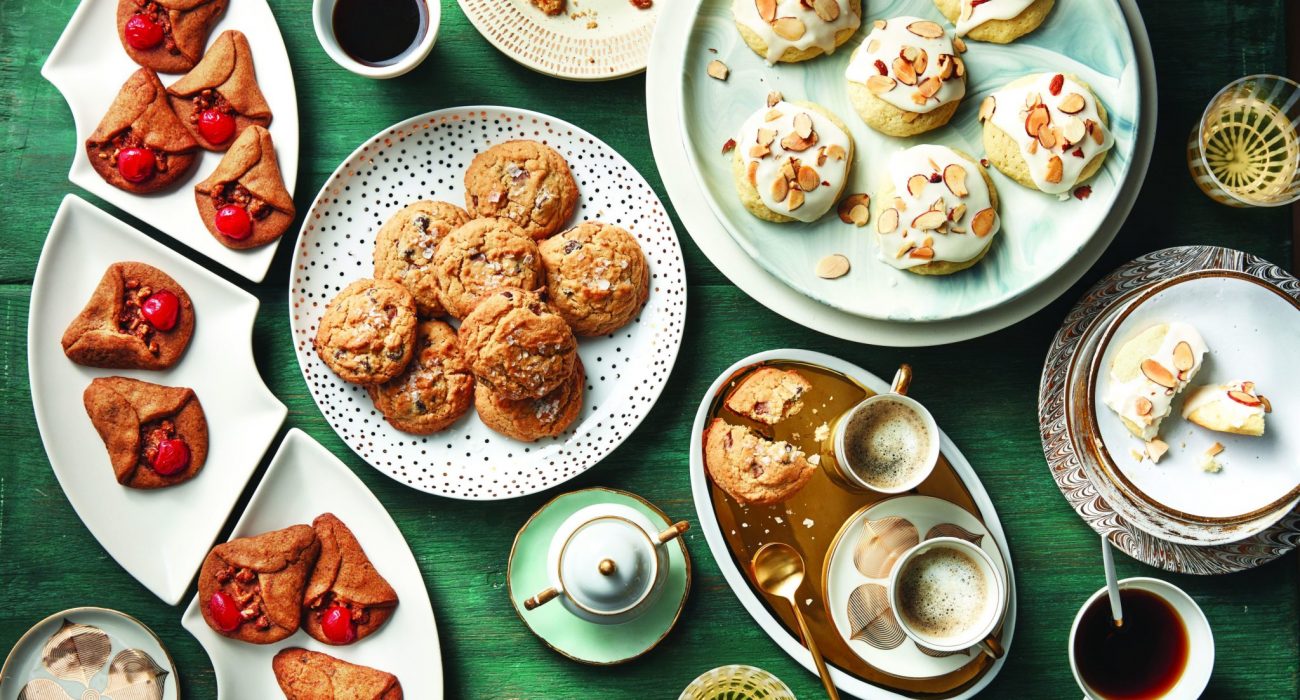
62,262 -> 195,370
845,17 -> 967,137
301,513 -> 399,646
166,30 -> 272,151
85,68 -> 199,194
199,524 -> 321,644
273,648 -> 403,700
934,0 -> 1054,43
731,96 -> 853,223
117,0 -> 228,73
980,72 -> 1115,194
83,376 -> 208,489
732,0 -> 861,64
194,125 -> 296,249
873,144 -> 1000,275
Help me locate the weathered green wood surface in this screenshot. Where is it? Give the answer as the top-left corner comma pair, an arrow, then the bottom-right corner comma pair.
1,1 -> 1296,697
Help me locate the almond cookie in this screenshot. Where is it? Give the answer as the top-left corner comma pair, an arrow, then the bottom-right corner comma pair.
1103,322 -> 1207,441
166,30 -> 273,151
463,140 -> 578,240
732,0 -> 861,64
1182,381 -> 1270,438
373,201 -> 470,318
86,68 -> 199,193
934,0 -> 1054,43
476,358 -> 585,442
458,289 -> 578,401
199,524 -> 321,644
538,222 -> 649,336
367,320 -> 474,434
117,0 -> 228,73
302,513 -> 399,646
725,368 -> 812,425
62,261 -> 195,370
432,217 -> 544,319
83,376 -> 208,489
314,279 -> 418,385
732,98 -> 854,223
194,125 -> 296,249
273,648 -> 403,700
845,18 -> 967,137
703,418 -> 815,505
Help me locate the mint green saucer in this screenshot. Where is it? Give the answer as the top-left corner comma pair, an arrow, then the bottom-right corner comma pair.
508,487 -> 691,665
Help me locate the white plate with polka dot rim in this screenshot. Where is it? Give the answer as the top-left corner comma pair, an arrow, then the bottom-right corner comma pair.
288,106 -> 687,500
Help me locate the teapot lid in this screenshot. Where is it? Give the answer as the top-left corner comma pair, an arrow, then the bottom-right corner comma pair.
559,515 -> 658,615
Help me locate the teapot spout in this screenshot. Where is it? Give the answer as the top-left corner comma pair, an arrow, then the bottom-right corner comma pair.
524,587 -> 560,610
656,521 -> 691,544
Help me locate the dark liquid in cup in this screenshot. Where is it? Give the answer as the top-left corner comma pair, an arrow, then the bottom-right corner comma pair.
333,0 -> 428,67
1074,588 -> 1189,699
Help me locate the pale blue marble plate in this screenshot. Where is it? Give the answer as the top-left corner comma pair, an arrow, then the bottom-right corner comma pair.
680,0 -> 1139,322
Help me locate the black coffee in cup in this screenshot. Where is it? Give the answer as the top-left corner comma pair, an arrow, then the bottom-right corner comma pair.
1074,588 -> 1189,699
842,400 -> 930,489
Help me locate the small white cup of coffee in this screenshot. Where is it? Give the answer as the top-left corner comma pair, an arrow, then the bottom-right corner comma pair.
888,537 -> 1007,659
832,365 -> 940,494
312,0 -> 440,79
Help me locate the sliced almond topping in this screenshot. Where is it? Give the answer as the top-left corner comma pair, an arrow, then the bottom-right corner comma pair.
1227,390 -> 1263,407
1025,91 -> 1042,110
772,17 -> 806,41
780,129 -> 817,152
978,96 -> 996,123
1146,439 -> 1169,463
942,163 -> 968,197
811,0 -> 840,22
825,143 -> 846,161
929,196 -> 945,212
1058,93 -> 1086,114
793,112 -> 814,139
906,20 -> 944,38
936,54 -> 955,80
780,160 -> 796,181
1045,155 -> 1063,184
866,39 -> 880,53
707,60 -> 729,81
901,46 -> 920,62
921,235 -> 934,247
867,75 -> 897,94
797,165 -> 820,191
1260,394 -> 1273,413
949,202 -> 967,222
748,144 -> 770,158
953,56 -> 966,78
815,253 -> 850,279
767,91 -> 783,108
1135,397 -> 1153,416
912,49 -> 928,75
877,208 -> 899,234
837,194 -> 871,225
765,109 -> 783,122
952,36 -> 966,53
757,128 -> 777,147
1026,138 -> 1039,155
1242,381 -> 1256,392
1061,117 -> 1087,146
1025,104 -> 1051,137
1140,359 -> 1177,388
1205,442 -> 1225,457
755,0 -> 777,22
1091,121 -> 1106,145
911,91 -> 929,106
747,161 -> 758,186
873,19 -> 886,29
893,57 -> 917,86
949,226 -> 966,234
816,147 -> 828,166
1037,126 -> 1057,150
787,188 -> 805,211
917,76 -> 941,99
908,246 -> 935,259
970,208 -> 995,237
896,241 -> 914,258
1171,341 -> 1195,372
912,210 -> 947,231
907,174 -> 930,197
771,177 -> 789,202
893,197 -> 906,210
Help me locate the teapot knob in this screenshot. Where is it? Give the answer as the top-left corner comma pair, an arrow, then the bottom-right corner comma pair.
598,558 -> 617,576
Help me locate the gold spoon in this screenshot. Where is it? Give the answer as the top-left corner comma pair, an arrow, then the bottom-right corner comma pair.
753,542 -> 840,700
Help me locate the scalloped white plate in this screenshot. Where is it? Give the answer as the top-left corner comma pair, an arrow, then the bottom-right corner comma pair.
181,429 -> 441,699
42,0 -> 299,283
288,106 -> 687,500
28,195 -> 287,605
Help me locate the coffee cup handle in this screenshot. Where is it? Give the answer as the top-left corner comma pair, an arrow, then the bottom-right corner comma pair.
890,364 -> 913,397
976,634 -> 1004,660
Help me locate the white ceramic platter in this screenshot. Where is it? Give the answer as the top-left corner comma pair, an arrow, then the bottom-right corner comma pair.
28,195 -> 287,605
181,429 -> 442,700
689,349 -> 1016,699
647,0 -> 1156,344
42,0 -> 299,283
459,0 -> 659,81
288,106 -> 686,500
1090,272 -> 1300,522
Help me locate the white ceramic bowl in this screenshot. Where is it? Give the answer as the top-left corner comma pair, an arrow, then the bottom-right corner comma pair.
312,0 -> 440,78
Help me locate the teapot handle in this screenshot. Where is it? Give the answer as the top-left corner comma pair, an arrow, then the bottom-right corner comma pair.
656,521 -> 691,544
524,587 -> 560,610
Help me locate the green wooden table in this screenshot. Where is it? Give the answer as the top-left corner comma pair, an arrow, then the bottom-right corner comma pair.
2,2 -> 1296,697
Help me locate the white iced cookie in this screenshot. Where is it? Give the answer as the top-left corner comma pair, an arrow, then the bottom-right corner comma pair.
934,0 -> 1054,43
732,98 -> 854,223
1104,322 -> 1207,441
1182,381 -> 1271,437
873,144 -> 999,275
845,17 -> 967,137
733,0 -> 862,64
980,72 -> 1115,194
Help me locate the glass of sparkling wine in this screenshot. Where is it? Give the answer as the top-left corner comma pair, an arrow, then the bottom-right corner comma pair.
1186,74 -> 1300,207
677,665 -> 795,700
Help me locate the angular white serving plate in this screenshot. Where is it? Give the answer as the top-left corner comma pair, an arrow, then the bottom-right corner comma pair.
28,195 -> 287,604
42,0 -> 299,283
181,429 -> 442,699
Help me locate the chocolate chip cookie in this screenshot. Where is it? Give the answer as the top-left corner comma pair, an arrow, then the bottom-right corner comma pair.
373,201 -> 470,318
367,320 -> 474,434
463,140 -> 578,240
432,217 -> 544,319
538,221 -> 650,336
703,418 -> 815,505
458,288 -> 578,401
476,358 -> 584,442
314,279 -> 418,385
725,367 -> 812,425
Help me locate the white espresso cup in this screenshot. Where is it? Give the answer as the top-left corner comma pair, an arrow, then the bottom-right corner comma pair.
832,365 -> 941,494
311,0 -> 441,79
887,537 -> 1007,659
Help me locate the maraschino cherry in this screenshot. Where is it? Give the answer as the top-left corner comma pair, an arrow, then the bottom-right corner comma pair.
320,604 -> 356,644
141,290 -> 180,331
215,205 -> 252,240
124,15 -> 164,50
197,110 -> 235,145
117,148 -> 156,183
151,438 -> 190,475
208,591 -> 242,632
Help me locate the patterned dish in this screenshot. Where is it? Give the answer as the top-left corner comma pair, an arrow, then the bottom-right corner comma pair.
288,106 -> 686,500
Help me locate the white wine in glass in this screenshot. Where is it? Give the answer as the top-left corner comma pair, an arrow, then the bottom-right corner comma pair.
1187,75 -> 1300,207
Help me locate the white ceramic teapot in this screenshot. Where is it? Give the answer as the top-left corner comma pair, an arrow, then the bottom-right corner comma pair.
524,503 -> 689,625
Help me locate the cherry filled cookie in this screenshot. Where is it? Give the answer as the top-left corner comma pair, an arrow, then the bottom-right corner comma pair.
85,68 -> 199,193
62,261 -> 195,370
273,648 -> 403,700
199,524 -> 321,644
83,376 -> 208,489
194,125 -> 296,249
117,0 -> 228,74
167,30 -> 273,151
301,513 -> 399,645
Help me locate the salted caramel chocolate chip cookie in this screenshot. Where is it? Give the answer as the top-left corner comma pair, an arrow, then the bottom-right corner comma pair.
725,367 -> 812,425
464,140 -> 578,240
167,30 -> 272,151
314,279 -> 418,385
732,0 -> 861,64
538,222 -> 649,336
195,125 -> 296,249
459,289 -> 578,401
117,0 -> 228,73
845,18 -> 967,137
273,648 -> 403,700
199,524 -> 321,644
476,358 -> 585,442
62,262 -> 194,370
367,320 -> 474,434
84,376 -> 208,489
732,98 -> 854,223
432,217 -> 544,320
373,201 -> 470,318
86,68 -> 199,193
703,418 -> 815,505
934,0 -> 1053,43
302,513 -> 399,646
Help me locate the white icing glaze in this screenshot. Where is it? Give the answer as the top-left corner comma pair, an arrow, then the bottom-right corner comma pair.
732,0 -> 860,65
955,0 -> 1037,36
874,144 -> 999,269
737,100 -> 852,222
1104,322 -> 1207,440
1181,382 -> 1267,430
984,73 -> 1115,194
845,16 -> 966,114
